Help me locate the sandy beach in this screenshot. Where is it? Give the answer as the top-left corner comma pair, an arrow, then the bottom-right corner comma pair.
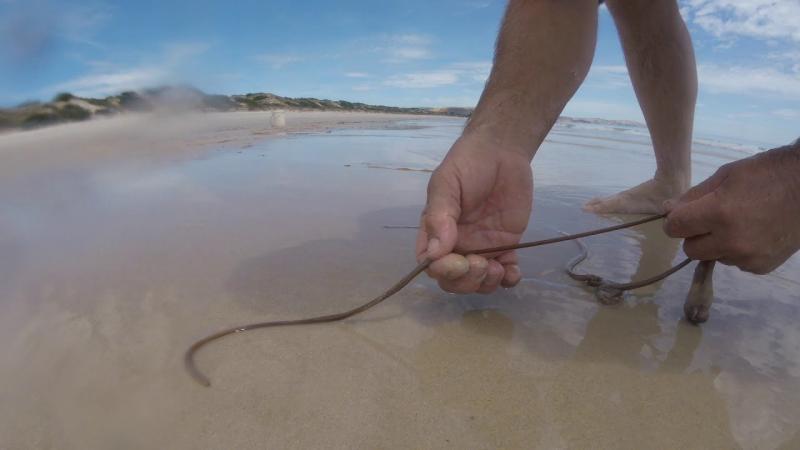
0,111 -> 430,182
1,112 -> 799,449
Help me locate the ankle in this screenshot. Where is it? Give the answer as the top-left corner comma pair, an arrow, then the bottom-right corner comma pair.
654,170 -> 690,192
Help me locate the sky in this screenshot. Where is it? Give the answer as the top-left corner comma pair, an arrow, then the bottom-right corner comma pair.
0,0 -> 798,145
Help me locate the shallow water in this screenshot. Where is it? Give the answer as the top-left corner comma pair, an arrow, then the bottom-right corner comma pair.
1,117 -> 799,449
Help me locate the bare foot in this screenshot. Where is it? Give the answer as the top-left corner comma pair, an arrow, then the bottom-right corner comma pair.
583,177 -> 688,214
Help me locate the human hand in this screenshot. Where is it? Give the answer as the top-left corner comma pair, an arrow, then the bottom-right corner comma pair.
416,133 -> 533,293
664,143 -> 800,274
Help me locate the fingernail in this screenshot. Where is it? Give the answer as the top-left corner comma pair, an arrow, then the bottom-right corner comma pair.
427,238 -> 440,256
472,257 -> 488,271
662,199 -> 675,212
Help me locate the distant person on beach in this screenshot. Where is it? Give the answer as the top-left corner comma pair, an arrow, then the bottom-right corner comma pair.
417,0 -> 800,294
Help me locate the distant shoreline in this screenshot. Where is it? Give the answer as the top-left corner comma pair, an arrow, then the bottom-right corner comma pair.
0,110 -> 456,182
0,86 -> 473,133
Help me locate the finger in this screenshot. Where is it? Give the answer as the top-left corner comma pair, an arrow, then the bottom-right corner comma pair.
663,191 -> 720,238
500,264 -> 522,287
427,253 -> 470,281
663,165 -> 729,212
416,171 -> 461,261
415,216 -> 432,262
437,254 -> 489,294
683,234 -> 725,261
477,260 -> 505,294
495,250 -> 518,266
493,250 -> 522,288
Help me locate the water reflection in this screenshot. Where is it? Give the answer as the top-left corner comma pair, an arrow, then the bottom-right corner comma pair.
543,218 -> 736,446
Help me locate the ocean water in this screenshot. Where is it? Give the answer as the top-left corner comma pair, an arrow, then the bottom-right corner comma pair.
0,117 -> 798,449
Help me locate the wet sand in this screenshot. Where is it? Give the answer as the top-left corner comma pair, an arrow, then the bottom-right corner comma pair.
1,115 -> 799,449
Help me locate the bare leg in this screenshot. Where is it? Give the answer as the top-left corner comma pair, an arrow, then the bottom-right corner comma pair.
465,0 -> 599,154
584,0 -> 697,214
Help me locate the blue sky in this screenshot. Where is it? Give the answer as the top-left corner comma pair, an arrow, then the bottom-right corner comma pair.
1,0 -> 798,145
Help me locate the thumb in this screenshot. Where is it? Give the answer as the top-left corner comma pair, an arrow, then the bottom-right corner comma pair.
663,165 -> 730,213
663,191 -> 718,238
416,171 -> 461,261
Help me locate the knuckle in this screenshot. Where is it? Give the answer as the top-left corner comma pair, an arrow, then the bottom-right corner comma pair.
717,162 -> 735,176
423,211 -> 440,227
427,167 -> 444,188
486,259 -> 504,276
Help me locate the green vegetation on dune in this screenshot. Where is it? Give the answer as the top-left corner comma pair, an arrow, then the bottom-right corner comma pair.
22,112 -> 61,129
20,104 -> 92,129
84,98 -> 111,107
53,92 -> 75,102
59,104 -> 91,121
0,113 -> 17,130
119,91 -> 151,111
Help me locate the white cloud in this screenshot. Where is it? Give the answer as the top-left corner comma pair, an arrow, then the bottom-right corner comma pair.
585,60 -> 800,102
382,61 -> 492,89
681,0 -> 800,42
464,1 -> 493,9
351,84 -> 374,91
163,42 -> 211,62
57,2 -> 113,47
391,34 -> 431,46
592,65 -> 628,75
416,94 -> 482,107
585,64 -> 630,89
380,34 -> 434,63
255,53 -> 304,69
49,68 -> 169,98
44,40 -> 211,98
772,108 -> 800,119
562,99 -> 645,122
768,50 -> 800,73
698,64 -> 800,99
0,0 -> 113,55
342,33 -> 436,63
384,71 -> 459,88
450,61 -> 492,82
387,47 -> 431,61
344,72 -> 370,78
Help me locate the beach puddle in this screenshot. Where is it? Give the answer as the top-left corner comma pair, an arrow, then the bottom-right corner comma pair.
0,118 -> 798,449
